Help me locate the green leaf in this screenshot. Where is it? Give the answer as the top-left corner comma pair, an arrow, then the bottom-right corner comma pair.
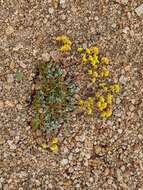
15,69 -> 23,81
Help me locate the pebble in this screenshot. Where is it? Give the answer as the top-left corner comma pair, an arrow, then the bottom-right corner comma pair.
7,74 -> 14,83
107,178 -> 113,185
61,159 -> 68,166
118,129 -> 123,134
48,7 -> 54,14
9,62 -> 15,69
42,52 -> 50,62
135,4 -> 143,16
5,100 -> 14,107
122,27 -> 129,34
119,75 -> 127,84
116,169 -> 123,181
7,140 -> 16,150
129,105 -> 135,112
6,25 -> 14,35
0,100 -> 4,109
20,62 -> 27,69
94,145 -> 102,154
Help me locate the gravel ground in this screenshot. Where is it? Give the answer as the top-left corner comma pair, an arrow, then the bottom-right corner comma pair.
0,0 -> 143,189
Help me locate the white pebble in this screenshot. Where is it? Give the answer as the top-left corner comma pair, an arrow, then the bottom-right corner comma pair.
135,4 -> 143,16
61,159 -> 68,166
49,7 -> 54,14
7,74 -> 14,83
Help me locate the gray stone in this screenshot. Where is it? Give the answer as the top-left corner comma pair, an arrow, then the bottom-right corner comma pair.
7,74 -> 14,83
61,158 -> 68,166
49,7 -> 54,14
135,4 -> 143,16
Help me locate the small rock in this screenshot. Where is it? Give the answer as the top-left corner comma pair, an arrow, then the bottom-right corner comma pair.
9,62 -> 15,69
61,159 -> 68,166
7,140 -> 16,150
111,23 -> 116,29
6,25 -> 14,35
20,62 -> 27,69
60,0 -> 66,8
94,145 -> 102,154
16,104 -> 23,110
13,44 -> 23,51
49,7 -> 54,14
7,74 -> 14,83
129,105 -> 135,112
116,97 -> 121,104
107,178 -> 113,185
5,100 -> 14,107
118,128 -> 123,134
42,52 -> 50,62
135,4 -> 143,16
83,43 -> 87,49
0,100 -> 4,109
121,0 -> 128,4
122,27 -> 129,34
60,0 -> 65,3
116,169 -> 123,181
119,75 -> 127,84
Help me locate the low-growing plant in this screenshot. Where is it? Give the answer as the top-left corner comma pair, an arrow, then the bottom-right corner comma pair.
31,61 -> 76,131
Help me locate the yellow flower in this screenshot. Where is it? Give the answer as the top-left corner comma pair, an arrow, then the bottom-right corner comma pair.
90,47 -> 99,55
99,83 -> 108,91
41,143 -> 48,149
51,137 -> 58,144
87,97 -> 94,105
106,108 -> 112,118
87,107 -> 93,114
79,99 -> 84,106
100,67 -> 109,77
81,53 -> 87,63
59,44 -> 71,52
97,101 -> 107,111
100,111 -> 107,118
77,47 -> 83,52
95,92 -> 100,98
85,48 -> 91,54
88,55 -> 94,62
101,57 -> 109,64
56,35 -> 71,46
93,71 -> 98,78
88,69 -> 93,75
111,84 -> 120,93
92,77 -> 96,83
100,108 -> 112,118
50,144 -> 58,153
99,96 -> 105,102
106,94 -> 113,104
91,55 -> 99,66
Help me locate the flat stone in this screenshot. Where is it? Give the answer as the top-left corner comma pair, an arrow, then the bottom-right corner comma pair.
122,27 -> 129,34
42,52 -> 50,62
61,159 -> 68,166
49,7 -> 54,14
7,74 -> 14,83
6,26 -> 14,35
0,100 -> 4,109
135,4 -> 143,16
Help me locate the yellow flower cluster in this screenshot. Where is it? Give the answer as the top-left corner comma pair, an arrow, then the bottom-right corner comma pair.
50,137 -> 58,153
79,97 -> 94,114
77,46 -> 111,83
111,84 -> 120,93
56,35 -> 72,52
76,45 -> 121,119
100,67 -> 109,77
